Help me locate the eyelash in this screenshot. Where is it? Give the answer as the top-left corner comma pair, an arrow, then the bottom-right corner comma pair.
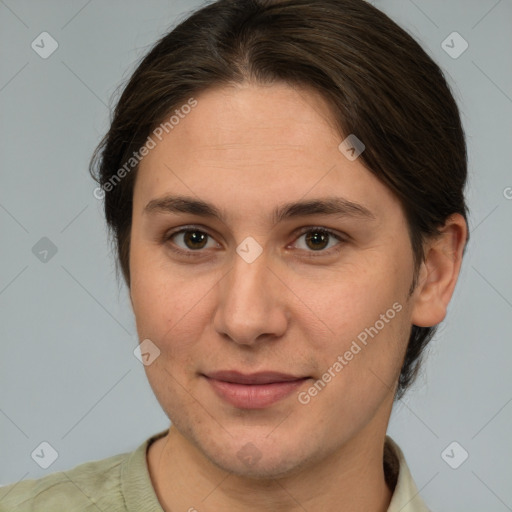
163,225 -> 347,259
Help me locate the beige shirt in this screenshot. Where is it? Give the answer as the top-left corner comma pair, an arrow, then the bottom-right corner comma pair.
0,430 -> 431,511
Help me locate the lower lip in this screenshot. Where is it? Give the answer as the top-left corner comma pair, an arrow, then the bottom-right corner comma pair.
205,377 -> 309,409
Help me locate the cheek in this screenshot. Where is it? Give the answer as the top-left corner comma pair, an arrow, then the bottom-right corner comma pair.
296,257 -> 406,344
130,251 -> 217,360
295,259 -> 410,399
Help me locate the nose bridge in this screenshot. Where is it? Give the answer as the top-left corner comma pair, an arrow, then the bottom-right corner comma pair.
213,250 -> 287,344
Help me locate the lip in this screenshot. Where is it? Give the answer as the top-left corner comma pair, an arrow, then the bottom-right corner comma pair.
203,371 -> 310,409
206,370 -> 305,384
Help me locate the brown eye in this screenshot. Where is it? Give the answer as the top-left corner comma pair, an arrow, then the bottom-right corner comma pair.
304,230 -> 330,251
293,227 -> 345,256
182,230 -> 208,250
167,228 -> 219,255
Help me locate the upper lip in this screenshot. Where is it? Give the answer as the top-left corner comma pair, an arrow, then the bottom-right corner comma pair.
204,370 -> 307,385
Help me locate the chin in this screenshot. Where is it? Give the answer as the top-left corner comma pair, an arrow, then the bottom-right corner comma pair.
213,449 -> 309,480
197,430 -> 318,480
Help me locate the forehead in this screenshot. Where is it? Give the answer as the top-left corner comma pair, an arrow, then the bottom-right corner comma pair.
134,82 -> 402,224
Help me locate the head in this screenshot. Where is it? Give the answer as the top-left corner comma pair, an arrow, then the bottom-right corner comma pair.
90,0 -> 468,477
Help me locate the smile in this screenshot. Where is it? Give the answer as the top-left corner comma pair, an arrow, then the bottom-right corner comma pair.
202,371 -> 310,409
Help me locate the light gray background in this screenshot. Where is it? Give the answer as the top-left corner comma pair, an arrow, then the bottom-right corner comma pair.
1,1 -> 511,510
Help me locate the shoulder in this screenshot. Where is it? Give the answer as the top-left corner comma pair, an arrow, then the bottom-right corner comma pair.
0,450 -> 129,512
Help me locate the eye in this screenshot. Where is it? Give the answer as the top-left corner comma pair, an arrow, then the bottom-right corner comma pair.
292,227 -> 345,255
166,227 -> 220,255
164,225 -> 346,259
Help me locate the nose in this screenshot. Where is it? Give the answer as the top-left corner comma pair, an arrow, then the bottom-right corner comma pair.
213,250 -> 289,346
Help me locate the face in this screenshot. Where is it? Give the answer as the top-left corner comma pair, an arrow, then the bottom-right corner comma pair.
130,82 -> 418,478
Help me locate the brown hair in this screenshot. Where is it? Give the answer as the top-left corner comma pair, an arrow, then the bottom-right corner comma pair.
90,0 -> 469,399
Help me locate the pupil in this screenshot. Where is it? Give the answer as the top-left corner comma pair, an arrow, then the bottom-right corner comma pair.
185,231 -> 207,249
306,231 -> 328,250
183,230 -> 330,251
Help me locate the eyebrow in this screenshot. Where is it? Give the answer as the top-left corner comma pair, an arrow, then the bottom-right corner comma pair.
144,195 -> 376,224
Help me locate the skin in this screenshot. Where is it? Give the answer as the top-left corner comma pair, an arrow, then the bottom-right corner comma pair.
129,82 -> 467,511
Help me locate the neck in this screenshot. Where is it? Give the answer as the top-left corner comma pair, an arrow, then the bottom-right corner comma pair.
148,421 -> 394,512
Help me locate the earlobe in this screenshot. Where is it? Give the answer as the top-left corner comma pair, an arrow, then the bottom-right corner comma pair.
411,214 -> 468,327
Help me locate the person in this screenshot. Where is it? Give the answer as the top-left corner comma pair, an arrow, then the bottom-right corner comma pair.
0,0 -> 469,510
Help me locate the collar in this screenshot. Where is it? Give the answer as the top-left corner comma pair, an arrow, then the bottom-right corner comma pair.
385,435 -> 432,511
121,430 -> 431,511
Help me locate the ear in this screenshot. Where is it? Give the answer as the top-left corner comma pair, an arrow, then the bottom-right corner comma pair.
411,213 -> 468,327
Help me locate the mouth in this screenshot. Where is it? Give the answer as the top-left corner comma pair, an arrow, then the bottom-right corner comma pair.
202,370 -> 311,409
